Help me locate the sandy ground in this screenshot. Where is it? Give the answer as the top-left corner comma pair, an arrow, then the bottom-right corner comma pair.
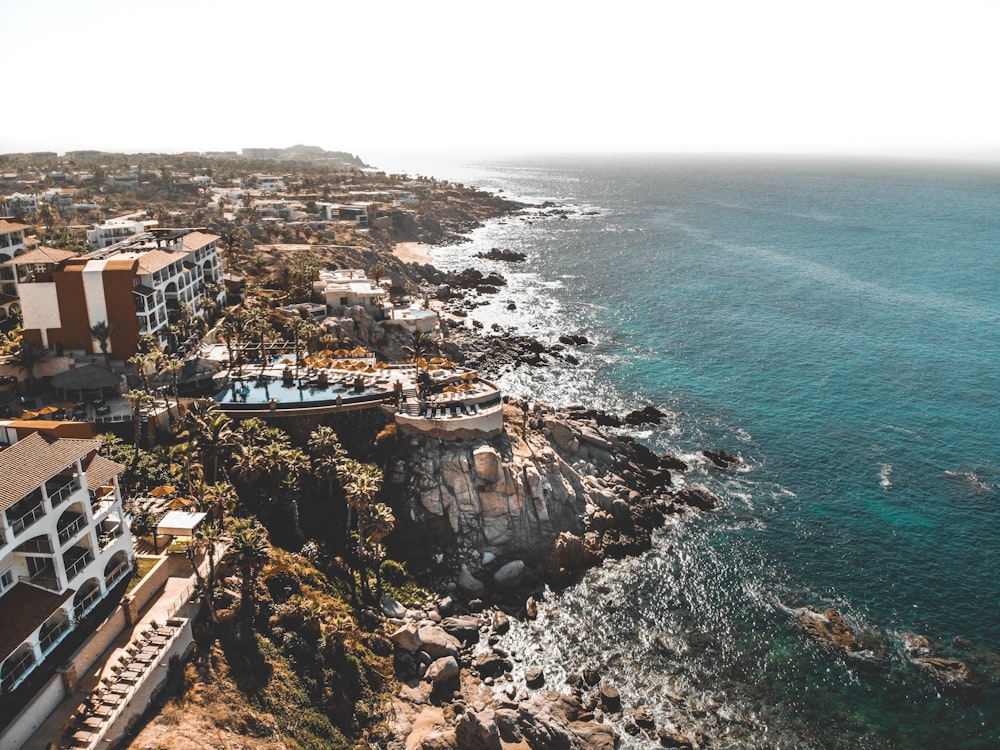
393,242 -> 434,264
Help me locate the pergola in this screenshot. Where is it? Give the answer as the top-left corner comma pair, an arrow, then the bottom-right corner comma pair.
156,510 -> 208,538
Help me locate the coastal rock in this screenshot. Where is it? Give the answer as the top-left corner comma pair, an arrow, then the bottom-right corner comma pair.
490,610 -> 510,635
458,568 -> 487,597
796,607 -> 860,653
473,651 -> 513,679
525,596 -> 539,620
455,709 -> 502,750
915,657 -> 973,687
417,625 -> 461,659
391,623 -> 422,652
380,595 -> 407,620
599,684 -> 622,712
671,485 -> 722,512
525,667 -> 545,688
657,730 -> 695,748
703,449 -> 740,469
441,615 -> 481,645
632,705 -> 656,729
425,656 -> 461,685
493,559 -> 526,588
473,445 -> 503,484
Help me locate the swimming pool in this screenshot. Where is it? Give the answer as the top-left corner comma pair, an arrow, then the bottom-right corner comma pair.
214,377 -> 386,410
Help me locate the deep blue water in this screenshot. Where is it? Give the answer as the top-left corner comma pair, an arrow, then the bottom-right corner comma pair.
419,156 -> 1000,748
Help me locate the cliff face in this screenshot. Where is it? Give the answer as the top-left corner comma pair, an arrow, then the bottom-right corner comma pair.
387,403 -> 686,571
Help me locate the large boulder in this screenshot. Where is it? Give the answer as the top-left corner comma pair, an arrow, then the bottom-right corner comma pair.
473,445 -> 503,484
441,615 -> 481,645
493,559 -> 526,588
380,595 -> 407,620
455,709 -> 502,750
458,567 -> 486,597
391,622 -> 422,652
417,625 -> 461,658
424,656 -> 461,685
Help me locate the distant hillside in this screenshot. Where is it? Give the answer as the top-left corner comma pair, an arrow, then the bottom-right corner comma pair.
240,145 -> 368,168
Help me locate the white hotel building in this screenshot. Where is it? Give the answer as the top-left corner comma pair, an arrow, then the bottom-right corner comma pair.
0,425 -> 132,694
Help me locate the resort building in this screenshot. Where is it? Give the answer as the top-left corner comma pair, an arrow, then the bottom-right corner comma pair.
315,268 -> 388,319
6,228 -> 225,360
86,218 -> 158,249
0,423 -> 132,694
0,218 -> 32,263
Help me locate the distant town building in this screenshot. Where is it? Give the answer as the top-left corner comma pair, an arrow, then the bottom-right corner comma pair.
0,423 -> 132,694
6,228 -> 225,359
86,219 -> 158,249
315,269 -> 387,319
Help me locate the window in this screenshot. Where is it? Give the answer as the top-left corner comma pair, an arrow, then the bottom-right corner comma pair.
0,568 -> 12,592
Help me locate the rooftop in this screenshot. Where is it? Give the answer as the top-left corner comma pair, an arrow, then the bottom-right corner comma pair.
0,433 -> 99,512
0,583 -> 73,663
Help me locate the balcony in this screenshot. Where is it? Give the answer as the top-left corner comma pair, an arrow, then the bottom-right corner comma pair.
63,548 -> 94,583
91,488 -> 117,518
46,475 -> 81,508
104,558 -> 131,588
73,586 -> 102,620
39,618 -> 71,654
20,562 -> 59,592
98,521 -> 124,550
10,501 -> 45,537
57,512 -> 86,546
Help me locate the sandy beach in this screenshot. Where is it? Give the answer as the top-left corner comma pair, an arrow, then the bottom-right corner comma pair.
393,242 -> 434,264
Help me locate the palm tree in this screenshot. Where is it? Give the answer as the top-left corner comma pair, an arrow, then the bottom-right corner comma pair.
343,463 -> 383,602
359,501 -> 395,599
368,262 -> 386,287
123,389 -> 152,455
179,398 -> 235,484
89,320 -> 115,365
185,524 -> 221,623
11,339 -> 47,394
403,331 -> 436,363
164,357 -> 184,422
203,481 -> 239,528
228,516 -> 270,625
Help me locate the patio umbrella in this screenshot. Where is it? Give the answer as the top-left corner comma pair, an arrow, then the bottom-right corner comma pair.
60,402 -> 78,410
38,405 -> 60,415
279,358 -> 294,365
19,410 -> 39,419
430,357 -> 446,364
318,349 -> 333,356
461,372 -> 477,380
149,485 -> 176,497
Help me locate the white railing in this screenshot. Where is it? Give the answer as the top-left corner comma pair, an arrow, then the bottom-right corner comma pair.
104,559 -> 131,588
57,516 -> 86,545
39,619 -> 70,654
11,503 -> 45,536
73,587 -> 102,620
0,651 -> 35,691
47,477 -> 81,507
64,550 -> 94,582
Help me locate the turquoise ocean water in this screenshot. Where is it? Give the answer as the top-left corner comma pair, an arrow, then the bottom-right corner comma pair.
415,156 -> 999,748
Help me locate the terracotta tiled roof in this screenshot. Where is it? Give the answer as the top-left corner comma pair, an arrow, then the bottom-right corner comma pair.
0,433 -> 99,512
180,231 -> 218,251
0,583 -> 74,663
136,250 -> 178,274
83,453 -> 123,490
0,219 -> 29,235
2,245 -> 77,266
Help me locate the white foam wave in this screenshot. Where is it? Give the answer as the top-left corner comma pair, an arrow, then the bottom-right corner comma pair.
879,463 -> 893,489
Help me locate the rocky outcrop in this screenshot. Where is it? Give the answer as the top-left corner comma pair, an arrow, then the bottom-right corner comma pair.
388,402 -> 714,588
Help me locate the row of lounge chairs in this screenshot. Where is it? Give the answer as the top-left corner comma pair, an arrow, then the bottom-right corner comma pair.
60,620 -> 180,748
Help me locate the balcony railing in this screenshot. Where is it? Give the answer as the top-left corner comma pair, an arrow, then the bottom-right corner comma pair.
64,549 -> 94,582
57,514 -> 86,545
73,587 -> 102,620
98,524 -> 123,550
20,566 -> 60,592
10,502 -> 45,536
39,618 -> 71,654
104,559 -> 131,588
1,651 -> 35,690
91,489 -> 117,517
46,478 -> 81,507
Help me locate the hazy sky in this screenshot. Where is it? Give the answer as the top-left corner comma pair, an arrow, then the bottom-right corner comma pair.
4,0 -> 999,167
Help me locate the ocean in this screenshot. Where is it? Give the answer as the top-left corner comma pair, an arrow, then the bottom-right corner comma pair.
414,155 -> 1000,748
